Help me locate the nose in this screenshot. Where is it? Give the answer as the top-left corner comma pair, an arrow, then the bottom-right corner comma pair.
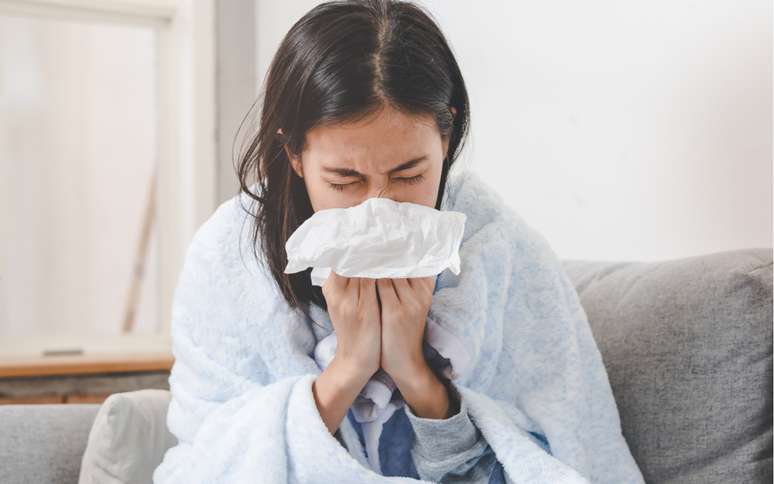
356,180 -> 398,207
367,179 -> 391,200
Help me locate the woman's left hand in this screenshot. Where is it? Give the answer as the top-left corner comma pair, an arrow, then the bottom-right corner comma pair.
376,276 -> 436,385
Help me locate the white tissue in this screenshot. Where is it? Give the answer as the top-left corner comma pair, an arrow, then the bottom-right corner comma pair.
283,197 -> 466,286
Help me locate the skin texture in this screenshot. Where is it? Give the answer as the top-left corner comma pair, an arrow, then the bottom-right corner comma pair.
290,103 -> 459,432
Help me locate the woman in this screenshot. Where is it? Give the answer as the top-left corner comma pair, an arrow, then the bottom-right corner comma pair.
153,1 -> 644,483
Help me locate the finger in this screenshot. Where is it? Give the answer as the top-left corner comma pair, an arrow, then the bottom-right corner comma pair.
323,269 -> 342,294
405,276 -> 432,292
349,276 -> 361,294
357,277 -> 369,301
372,278 -> 382,310
424,276 -> 437,302
376,278 -> 399,306
327,269 -> 347,290
392,278 -> 411,303
423,276 -> 436,293
406,276 -> 434,303
360,278 -> 377,307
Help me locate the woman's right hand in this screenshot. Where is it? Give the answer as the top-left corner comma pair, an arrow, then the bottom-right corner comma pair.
322,271 -> 382,381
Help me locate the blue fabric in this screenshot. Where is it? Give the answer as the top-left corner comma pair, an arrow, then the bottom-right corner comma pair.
346,407 -> 527,483
347,407 -> 419,478
530,430 -> 551,455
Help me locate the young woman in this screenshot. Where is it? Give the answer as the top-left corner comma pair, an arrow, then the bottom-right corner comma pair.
154,1 -> 644,483
240,1 -> 492,479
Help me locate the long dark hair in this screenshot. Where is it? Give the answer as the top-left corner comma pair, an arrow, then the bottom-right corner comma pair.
235,0 -> 471,314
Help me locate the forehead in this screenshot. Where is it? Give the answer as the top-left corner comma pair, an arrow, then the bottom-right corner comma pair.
302,106 -> 439,163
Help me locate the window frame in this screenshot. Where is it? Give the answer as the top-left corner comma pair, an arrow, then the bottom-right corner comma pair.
0,0 -> 218,345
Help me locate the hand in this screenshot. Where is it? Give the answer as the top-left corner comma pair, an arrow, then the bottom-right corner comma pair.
376,276 -> 436,387
322,271 -> 382,382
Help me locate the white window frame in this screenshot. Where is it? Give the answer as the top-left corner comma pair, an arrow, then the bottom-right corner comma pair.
0,0 -> 217,346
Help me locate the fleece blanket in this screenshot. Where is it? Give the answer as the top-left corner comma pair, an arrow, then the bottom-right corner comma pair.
152,169 -> 645,483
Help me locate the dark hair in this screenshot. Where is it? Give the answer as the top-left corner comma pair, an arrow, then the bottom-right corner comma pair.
235,0 -> 470,315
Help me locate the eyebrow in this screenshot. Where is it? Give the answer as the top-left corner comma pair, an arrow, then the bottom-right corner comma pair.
321,156 -> 428,177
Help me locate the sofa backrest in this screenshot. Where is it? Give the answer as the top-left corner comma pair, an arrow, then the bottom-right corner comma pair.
562,247 -> 773,483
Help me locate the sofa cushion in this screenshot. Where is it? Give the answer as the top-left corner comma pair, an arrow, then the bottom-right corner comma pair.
78,389 -> 176,484
562,248 -> 772,484
0,403 -> 100,483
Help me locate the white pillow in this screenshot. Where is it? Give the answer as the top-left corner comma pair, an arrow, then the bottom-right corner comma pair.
78,389 -> 177,484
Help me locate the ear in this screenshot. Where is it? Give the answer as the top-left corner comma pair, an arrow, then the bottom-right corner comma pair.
278,128 -> 303,178
285,146 -> 304,179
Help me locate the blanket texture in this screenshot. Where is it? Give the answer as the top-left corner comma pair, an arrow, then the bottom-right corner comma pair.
153,169 -> 645,483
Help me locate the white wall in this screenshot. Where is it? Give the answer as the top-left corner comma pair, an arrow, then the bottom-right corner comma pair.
217,0 -> 257,203
253,0 -> 772,262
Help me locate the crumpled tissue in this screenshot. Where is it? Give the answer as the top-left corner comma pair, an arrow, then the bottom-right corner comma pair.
284,196 -> 466,286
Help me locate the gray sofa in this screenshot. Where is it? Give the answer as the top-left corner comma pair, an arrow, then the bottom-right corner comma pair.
1,248 -> 771,483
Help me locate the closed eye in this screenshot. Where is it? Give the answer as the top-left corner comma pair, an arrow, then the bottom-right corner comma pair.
327,174 -> 425,192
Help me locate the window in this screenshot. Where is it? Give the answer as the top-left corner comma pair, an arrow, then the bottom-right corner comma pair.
0,0 -> 216,358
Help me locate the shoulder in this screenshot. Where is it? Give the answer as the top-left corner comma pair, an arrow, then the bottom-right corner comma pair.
185,183 -> 263,265
172,183 -> 281,335
168,185 -> 290,387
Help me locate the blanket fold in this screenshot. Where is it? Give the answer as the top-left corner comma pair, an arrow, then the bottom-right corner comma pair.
153,170 -> 645,484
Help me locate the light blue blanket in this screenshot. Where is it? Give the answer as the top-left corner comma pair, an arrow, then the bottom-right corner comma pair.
153,169 -> 644,483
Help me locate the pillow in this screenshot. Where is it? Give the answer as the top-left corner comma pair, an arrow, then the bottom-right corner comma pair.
78,389 -> 177,484
562,248 -> 772,483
